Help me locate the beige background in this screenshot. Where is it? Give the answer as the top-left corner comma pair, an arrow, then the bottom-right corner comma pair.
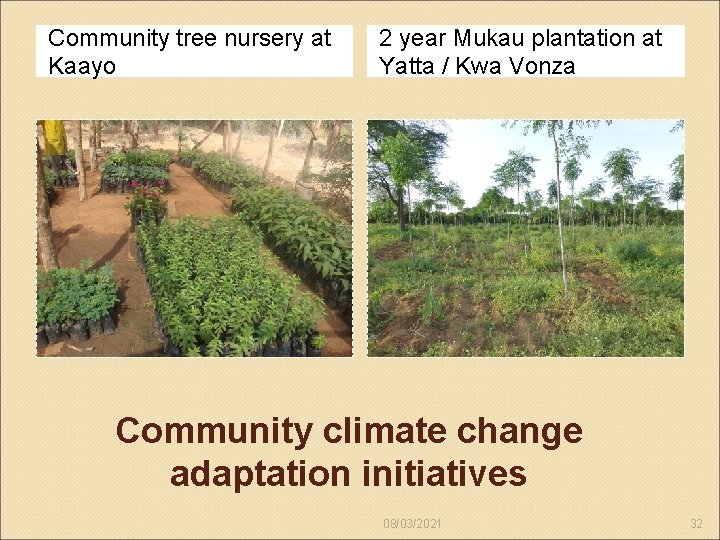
1,1 -> 718,538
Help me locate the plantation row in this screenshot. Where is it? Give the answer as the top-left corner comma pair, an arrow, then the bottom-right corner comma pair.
136,216 -> 326,357
100,150 -> 172,193
179,150 -> 352,320
179,150 -> 261,192
37,262 -> 119,346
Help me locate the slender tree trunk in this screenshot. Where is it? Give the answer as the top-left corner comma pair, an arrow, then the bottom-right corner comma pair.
300,120 -> 321,180
152,120 -> 159,136
407,185 -> 415,264
192,119 -> 223,151
222,120 -> 230,153
95,121 -> 102,149
72,121 -> 87,201
552,127 -> 568,299
676,201 -> 679,226
276,119 -> 285,139
89,120 -> 98,172
37,138 -> 59,270
178,120 -> 183,153
431,209 -> 436,249
397,195 -> 405,232
262,121 -> 278,180
233,120 -> 243,157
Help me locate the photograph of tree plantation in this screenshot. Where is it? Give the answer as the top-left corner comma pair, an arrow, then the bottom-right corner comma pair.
36,120 -> 351,357
368,120 -> 684,357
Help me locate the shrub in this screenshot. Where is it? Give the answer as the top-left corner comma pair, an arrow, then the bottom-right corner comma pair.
610,239 -> 654,264
37,261 -> 118,325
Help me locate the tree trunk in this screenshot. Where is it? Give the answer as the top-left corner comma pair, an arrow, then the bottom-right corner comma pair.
431,209 -> 436,249
300,120 -> 321,180
233,120 -> 243,158
552,127 -> 568,299
262,121 -> 278,180
276,119 -> 285,139
397,195 -> 405,232
192,119 -> 223,150
406,185 -> 415,264
95,121 -> 102,149
124,120 -> 138,149
222,120 -> 230,153
152,120 -> 159,136
326,120 -> 343,159
37,138 -> 59,270
178,120 -> 183,153
72,121 -> 87,201
89,121 -> 98,172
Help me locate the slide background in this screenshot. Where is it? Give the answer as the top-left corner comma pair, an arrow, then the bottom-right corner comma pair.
2,2 -> 718,538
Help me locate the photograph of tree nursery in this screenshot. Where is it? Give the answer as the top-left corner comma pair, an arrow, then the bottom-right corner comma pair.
368,120 -> 684,357
37,120 -> 352,357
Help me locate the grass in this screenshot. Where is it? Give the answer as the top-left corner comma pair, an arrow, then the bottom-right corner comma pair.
368,222 -> 684,357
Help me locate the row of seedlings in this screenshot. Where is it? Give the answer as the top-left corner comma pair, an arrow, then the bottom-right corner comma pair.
232,186 -> 352,322
135,215 -> 327,357
178,150 -> 351,322
178,150 -> 262,193
100,150 -> 172,193
37,261 -> 119,347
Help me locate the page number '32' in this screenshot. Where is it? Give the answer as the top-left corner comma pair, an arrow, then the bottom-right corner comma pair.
691,518 -> 702,528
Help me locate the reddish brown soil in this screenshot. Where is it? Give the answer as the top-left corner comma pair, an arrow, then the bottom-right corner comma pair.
370,242 -> 556,357
38,159 -> 351,357
577,268 -> 629,307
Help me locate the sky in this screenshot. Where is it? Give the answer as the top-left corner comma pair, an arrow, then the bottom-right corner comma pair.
430,119 -> 684,209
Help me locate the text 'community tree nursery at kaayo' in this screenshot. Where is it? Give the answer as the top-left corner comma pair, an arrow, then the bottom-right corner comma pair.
36,120 -> 352,357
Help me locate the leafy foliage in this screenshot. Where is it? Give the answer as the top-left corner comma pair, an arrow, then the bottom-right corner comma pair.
136,216 -> 325,357
104,150 -> 173,169
124,183 -> 167,222
101,163 -> 170,189
179,150 -> 262,191
232,186 -> 352,293
37,261 -> 118,324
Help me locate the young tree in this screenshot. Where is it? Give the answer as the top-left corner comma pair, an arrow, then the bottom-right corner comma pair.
492,149 -> 537,248
72,120 -> 87,201
561,135 -> 590,240
602,147 -> 640,234
503,120 -> 609,297
579,177 -> 605,228
635,176 -> 661,228
37,138 -> 59,270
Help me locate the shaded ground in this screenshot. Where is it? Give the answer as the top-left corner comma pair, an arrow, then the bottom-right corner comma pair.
38,158 -> 352,357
